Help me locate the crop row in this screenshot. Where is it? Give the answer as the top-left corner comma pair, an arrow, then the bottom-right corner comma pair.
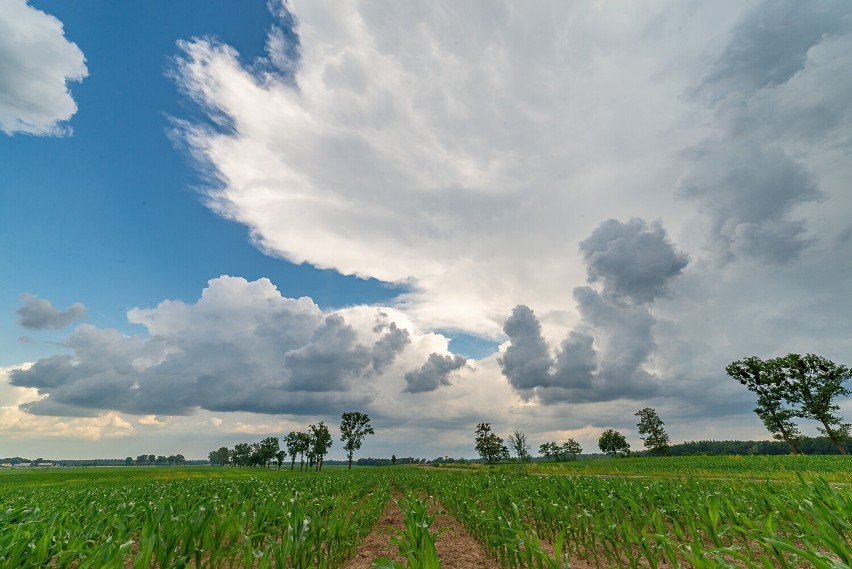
394,468 -> 851,568
2,466 -> 850,568
0,470 -> 389,568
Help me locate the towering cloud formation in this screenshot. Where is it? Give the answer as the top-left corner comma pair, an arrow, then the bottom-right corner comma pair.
499,218 -> 688,403
0,0 -> 87,135
17,294 -> 86,330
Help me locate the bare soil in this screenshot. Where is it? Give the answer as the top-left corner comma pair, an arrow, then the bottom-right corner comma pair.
343,497 -> 499,569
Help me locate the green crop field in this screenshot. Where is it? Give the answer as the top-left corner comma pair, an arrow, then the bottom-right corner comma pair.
0,462 -> 850,568
524,454 -> 852,483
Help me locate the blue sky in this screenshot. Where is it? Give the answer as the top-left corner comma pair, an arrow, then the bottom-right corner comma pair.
1,0 -> 851,460
1,1 -> 409,364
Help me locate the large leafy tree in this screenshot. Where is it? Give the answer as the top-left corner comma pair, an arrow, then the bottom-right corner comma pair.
635,407 -> 670,455
339,411 -> 375,469
507,430 -> 530,462
474,423 -> 509,463
309,422 -> 333,471
598,429 -> 630,457
726,356 -> 805,454
780,354 -> 851,455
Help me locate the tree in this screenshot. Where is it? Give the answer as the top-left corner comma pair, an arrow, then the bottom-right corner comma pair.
208,446 -> 230,466
780,354 -> 851,455
256,436 -> 280,468
598,429 -> 630,457
561,438 -> 582,461
231,442 -> 253,467
124,456 -> 134,466
635,407 -> 670,455
726,356 -> 803,454
539,441 -> 559,461
136,454 -> 148,466
474,423 -> 509,463
391,454 -> 397,465
507,430 -> 530,462
284,431 -> 302,470
339,411 -> 375,469
309,422 -> 333,471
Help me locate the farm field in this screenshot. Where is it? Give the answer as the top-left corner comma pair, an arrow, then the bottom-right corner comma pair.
497,454 -> 852,483
0,462 -> 850,568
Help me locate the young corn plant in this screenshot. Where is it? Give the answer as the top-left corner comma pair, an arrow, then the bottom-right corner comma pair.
372,495 -> 447,569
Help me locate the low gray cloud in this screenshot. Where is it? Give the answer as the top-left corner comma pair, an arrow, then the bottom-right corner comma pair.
17,293 -> 86,330
579,218 -> 689,303
403,353 -> 466,393
10,277 -> 420,416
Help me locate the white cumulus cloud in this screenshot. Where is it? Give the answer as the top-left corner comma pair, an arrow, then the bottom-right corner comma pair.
0,0 -> 87,136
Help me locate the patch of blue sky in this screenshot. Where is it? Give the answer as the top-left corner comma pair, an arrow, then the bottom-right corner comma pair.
0,1 -> 403,366
446,332 -> 500,360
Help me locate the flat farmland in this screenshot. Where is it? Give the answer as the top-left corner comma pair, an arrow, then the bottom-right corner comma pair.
0,459 -> 849,568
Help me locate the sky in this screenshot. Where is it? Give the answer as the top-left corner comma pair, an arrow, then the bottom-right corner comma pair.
1,0 -> 850,461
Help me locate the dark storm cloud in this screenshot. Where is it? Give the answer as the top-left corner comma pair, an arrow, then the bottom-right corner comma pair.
372,322 -> 411,372
572,286 -> 659,400
499,219 -> 686,404
403,353 -> 467,393
9,277 -> 415,417
497,305 -> 553,394
552,331 -> 597,391
579,218 -> 689,303
17,293 -> 86,330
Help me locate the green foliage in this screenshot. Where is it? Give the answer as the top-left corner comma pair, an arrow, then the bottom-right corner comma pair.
507,430 -> 530,462
635,407 -> 670,455
727,353 -> 851,455
309,421 -> 333,471
340,411 -> 375,469
598,428 -> 630,457
371,495 -> 445,569
726,356 -> 805,453
539,439 -> 582,461
0,467 -> 389,568
474,423 -> 509,463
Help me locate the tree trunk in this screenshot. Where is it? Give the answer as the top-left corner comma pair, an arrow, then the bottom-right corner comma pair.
823,423 -> 849,455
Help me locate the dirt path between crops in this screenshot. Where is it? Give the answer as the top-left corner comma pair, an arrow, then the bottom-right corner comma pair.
344,495 -> 498,569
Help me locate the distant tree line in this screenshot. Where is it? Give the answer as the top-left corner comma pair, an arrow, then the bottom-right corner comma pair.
473,406 -> 671,463
208,412 -> 374,471
126,454 -> 186,466
668,437 -> 852,456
